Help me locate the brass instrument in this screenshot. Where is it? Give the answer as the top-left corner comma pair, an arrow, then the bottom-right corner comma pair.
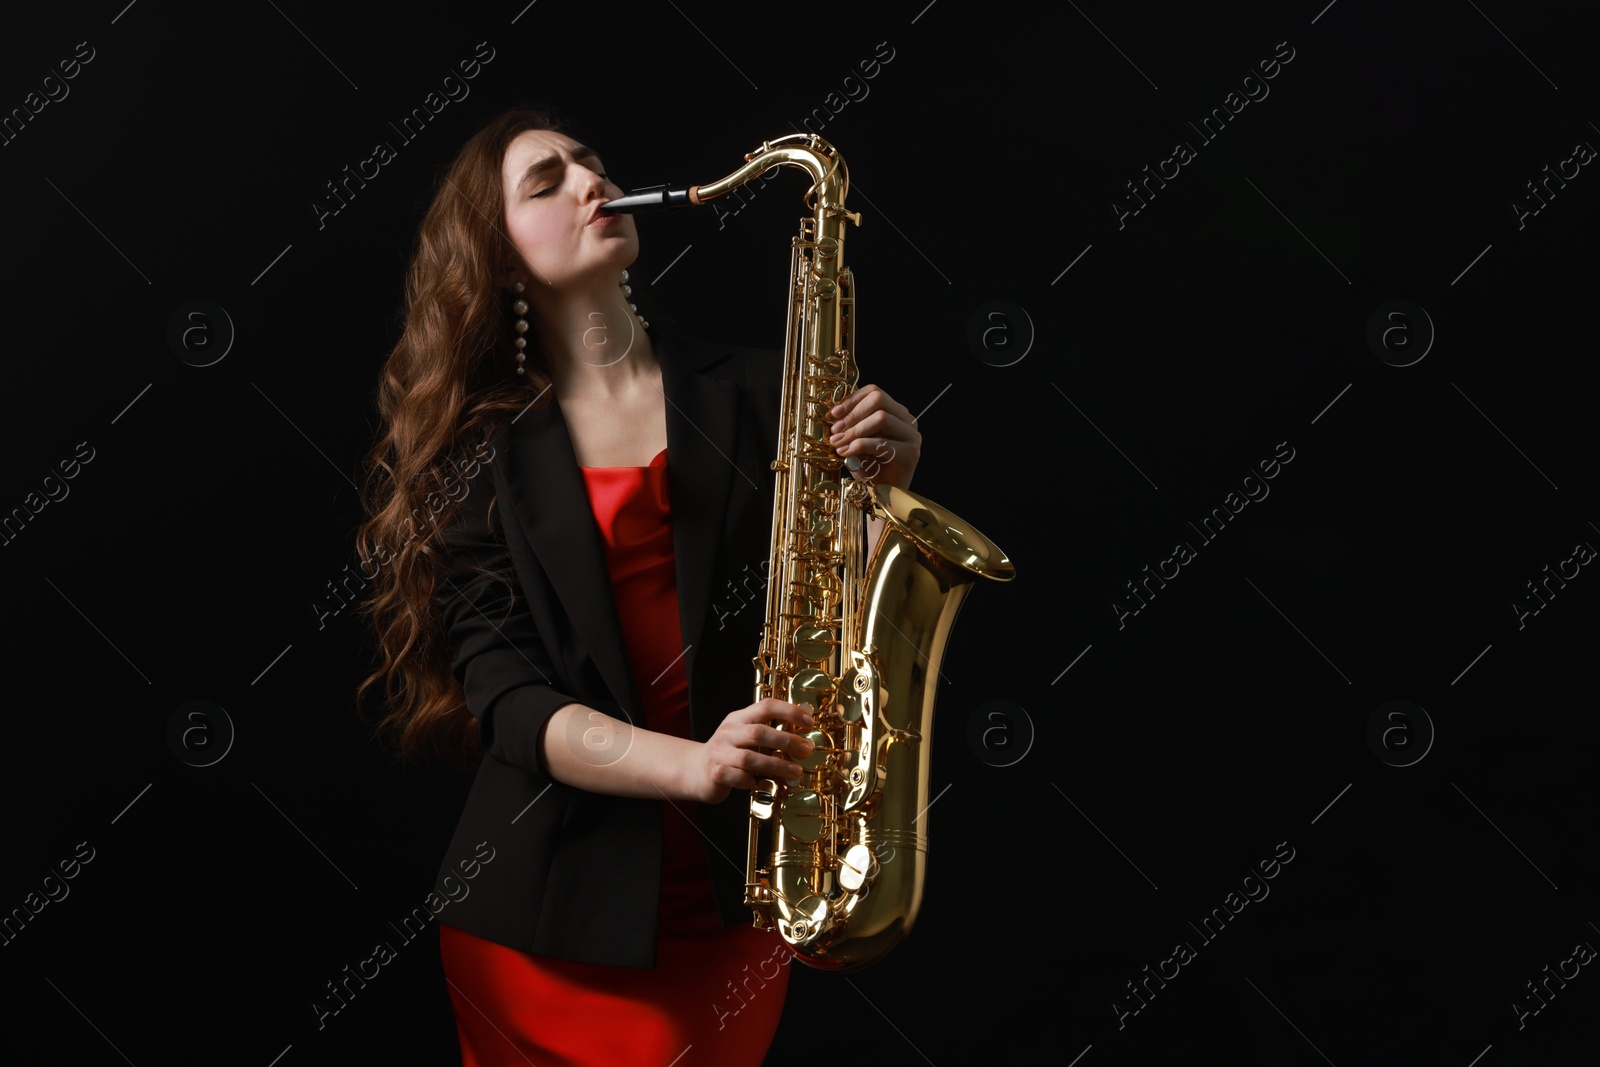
606,134 -> 1015,972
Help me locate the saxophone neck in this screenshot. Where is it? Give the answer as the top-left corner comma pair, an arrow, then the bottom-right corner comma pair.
598,135 -> 860,226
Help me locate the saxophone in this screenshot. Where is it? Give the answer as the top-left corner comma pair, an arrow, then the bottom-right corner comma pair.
603,134 -> 1015,972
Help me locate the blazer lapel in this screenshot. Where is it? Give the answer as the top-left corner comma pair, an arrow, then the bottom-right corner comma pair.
502,388 -> 641,722
657,328 -> 739,703
501,326 -> 741,728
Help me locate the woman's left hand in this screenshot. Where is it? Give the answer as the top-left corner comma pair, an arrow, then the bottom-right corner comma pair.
828,384 -> 920,491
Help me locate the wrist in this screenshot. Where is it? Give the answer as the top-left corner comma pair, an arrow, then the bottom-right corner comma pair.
672,737 -> 706,803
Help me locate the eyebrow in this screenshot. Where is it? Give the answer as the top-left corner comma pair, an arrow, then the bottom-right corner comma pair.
516,145 -> 600,190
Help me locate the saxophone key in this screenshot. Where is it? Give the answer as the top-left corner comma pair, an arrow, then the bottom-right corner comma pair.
836,844 -> 876,893
790,627 -> 836,662
778,789 -> 825,843
783,896 -> 830,945
748,787 -> 775,820
793,729 -> 829,773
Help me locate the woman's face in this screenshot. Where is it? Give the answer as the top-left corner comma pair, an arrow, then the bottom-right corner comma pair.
501,129 -> 637,293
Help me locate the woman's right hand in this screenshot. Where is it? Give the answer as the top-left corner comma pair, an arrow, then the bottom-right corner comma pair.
685,699 -> 816,804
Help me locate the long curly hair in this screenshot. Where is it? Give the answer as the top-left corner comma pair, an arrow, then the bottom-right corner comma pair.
355,105 -> 570,772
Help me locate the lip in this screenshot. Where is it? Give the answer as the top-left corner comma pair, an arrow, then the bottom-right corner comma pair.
588,200 -> 619,226
588,213 -> 622,227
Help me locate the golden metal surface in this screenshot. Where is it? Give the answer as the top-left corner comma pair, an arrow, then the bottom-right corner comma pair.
699,134 -> 1016,972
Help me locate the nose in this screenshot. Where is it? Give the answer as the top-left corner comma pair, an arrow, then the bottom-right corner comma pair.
579,167 -> 609,198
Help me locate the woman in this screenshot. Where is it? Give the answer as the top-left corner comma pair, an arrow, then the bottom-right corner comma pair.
356,106 -> 922,1066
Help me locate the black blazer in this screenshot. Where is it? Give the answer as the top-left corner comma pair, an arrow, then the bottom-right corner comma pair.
430,323 -> 784,968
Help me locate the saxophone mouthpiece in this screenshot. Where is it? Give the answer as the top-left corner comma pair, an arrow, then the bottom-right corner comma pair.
600,184 -> 700,213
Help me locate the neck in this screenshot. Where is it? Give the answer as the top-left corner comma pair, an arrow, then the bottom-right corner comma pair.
528,277 -> 656,400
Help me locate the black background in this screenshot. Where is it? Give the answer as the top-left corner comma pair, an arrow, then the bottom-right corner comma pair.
3,1 -> 1597,1064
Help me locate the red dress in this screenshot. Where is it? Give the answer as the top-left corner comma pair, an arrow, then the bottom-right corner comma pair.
439,446 -> 793,1066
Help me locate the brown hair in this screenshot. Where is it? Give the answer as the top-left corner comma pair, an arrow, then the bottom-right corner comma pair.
354,105 -> 568,771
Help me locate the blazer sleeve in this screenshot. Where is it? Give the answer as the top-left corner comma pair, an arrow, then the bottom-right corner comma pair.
433,437 -> 579,783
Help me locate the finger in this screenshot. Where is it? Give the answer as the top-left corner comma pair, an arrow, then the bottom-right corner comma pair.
738,699 -> 801,720
828,388 -> 880,431
739,722 -> 793,751
836,387 -> 914,431
840,438 -> 916,486
833,416 -> 898,455
777,760 -> 806,781
724,750 -> 804,786
739,700 -> 815,727
713,765 -> 766,792
828,385 -> 869,419
837,435 -> 912,466
770,699 -> 816,726
836,407 -> 913,442
828,384 -> 885,424
860,389 -> 913,425
755,726 -> 814,756
755,752 -> 806,781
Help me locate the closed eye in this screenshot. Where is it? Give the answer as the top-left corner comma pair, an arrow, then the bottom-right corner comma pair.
529,171 -> 611,199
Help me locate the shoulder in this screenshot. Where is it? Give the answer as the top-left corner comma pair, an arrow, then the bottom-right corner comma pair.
652,323 -> 781,406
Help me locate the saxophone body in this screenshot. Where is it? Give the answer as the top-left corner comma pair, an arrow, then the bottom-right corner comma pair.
676,134 -> 1016,971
